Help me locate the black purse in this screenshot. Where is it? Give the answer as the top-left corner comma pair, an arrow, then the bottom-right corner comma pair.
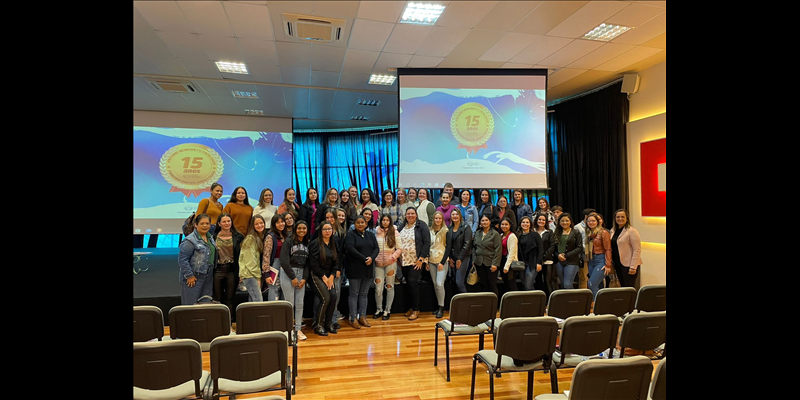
510,260 -> 526,272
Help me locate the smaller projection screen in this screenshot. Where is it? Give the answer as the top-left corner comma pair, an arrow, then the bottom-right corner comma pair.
397,68 -> 548,189
133,126 -> 293,234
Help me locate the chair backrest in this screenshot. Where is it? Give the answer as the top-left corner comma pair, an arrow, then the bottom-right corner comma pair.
494,317 -> 558,366
593,287 -> 637,317
133,305 -> 164,342
210,332 -> 289,393
567,356 -> 654,400
619,311 -> 666,354
236,301 -> 294,335
168,304 -> 231,345
547,289 -> 593,320
650,358 -> 666,400
449,292 -> 498,327
498,290 -> 547,320
559,315 -> 620,359
133,339 -> 204,396
635,284 -> 666,312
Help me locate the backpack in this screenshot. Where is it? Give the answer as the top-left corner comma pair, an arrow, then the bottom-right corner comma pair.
182,212 -> 196,236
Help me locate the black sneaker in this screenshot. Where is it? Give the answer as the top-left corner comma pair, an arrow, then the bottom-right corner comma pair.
382,312 -> 391,320
373,311 -> 383,319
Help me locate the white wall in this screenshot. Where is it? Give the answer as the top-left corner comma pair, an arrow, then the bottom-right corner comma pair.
626,61 -> 666,286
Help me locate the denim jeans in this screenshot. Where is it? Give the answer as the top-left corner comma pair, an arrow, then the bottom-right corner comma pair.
374,263 -> 397,313
347,277 -> 371,320
454,257 -> 471,293
556,262 -> 579,289
280,266 -> 306,331
428,261 -> 449,307
523,263 -> 539,291
181,271 -> 213,305
242,277 -> 263,302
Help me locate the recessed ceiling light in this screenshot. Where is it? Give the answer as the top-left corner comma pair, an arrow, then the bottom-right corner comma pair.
351,116 -> 370,121
245,109 -> 264,115
369,74 -> 396,85
401,3 -> 445,25
357,99 -> 381,107
232,90 -> 259,99
582,23 -> 632,42
215,61 -> 249,74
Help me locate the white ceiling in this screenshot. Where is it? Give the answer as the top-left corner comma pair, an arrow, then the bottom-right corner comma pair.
133,1 -> 666,131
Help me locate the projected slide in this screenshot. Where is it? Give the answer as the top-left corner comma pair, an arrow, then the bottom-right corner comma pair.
133,126 -> 292,234
398,71 -> 547,189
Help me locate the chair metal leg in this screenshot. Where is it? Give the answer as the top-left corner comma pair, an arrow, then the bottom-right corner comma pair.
470,355 -> 478,400
550,363 -> 559,393
489,365 -> 495,400
434,326 -> 439,366
479,333 -> 485,350
527,371 -> 534,400
446,333 -> 451,382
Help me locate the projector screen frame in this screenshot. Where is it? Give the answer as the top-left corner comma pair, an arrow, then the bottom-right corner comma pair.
396,68 -> 549,190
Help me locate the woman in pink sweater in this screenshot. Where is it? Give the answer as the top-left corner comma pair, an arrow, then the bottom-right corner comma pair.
373,214 -> 402,320
610,209 -> 643,288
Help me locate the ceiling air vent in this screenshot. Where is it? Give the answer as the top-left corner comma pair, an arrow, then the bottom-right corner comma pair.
146,79 -> 199,94
282,13 -> 345,43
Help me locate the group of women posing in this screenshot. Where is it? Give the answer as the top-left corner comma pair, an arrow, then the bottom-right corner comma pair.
178,183 -> 643,340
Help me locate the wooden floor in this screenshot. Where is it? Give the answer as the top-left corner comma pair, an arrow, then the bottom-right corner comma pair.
164,311 -> 659,400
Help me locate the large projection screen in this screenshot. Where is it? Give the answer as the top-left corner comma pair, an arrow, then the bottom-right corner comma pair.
397,68 -> 548,189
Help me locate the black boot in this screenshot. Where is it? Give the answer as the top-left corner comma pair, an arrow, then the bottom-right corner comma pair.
326,323 -> 338,334
314,325 -> 328,336
435,306 -> 444,319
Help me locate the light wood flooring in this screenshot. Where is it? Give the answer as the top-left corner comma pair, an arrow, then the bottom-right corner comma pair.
166,311 -> 661,400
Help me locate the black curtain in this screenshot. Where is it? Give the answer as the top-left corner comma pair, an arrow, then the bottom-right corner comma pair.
545,82 -> 629,224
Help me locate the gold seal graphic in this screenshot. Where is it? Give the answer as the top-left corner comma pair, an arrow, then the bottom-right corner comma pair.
450,102 -> 494,153
159,143 -> 224,197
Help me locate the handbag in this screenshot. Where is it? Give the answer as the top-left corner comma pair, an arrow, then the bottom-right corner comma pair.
608,272 -> 621,288
466,265 -> 479,285
510,260 -> 526,272
182,200 -> 210,236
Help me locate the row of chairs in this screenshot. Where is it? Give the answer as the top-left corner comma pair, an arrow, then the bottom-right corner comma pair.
133,331 -> 292,400
133,301 -> 300,396
434,285 -> 666,399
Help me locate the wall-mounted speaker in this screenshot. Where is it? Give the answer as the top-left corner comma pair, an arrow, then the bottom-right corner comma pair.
621,74 -> 640,94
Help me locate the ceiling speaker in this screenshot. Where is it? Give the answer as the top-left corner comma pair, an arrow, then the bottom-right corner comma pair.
621,74 -> 640,94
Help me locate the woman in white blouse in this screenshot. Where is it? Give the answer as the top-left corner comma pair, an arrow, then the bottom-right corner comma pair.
499,217 -> 519,292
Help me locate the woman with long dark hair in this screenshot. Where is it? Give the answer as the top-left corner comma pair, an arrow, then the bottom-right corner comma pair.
449,208 -> 473,294
428,211 -> 452,318
585,212 -> 612,297
223,186 -> 254,235
309,220 -> 340,336
253,188 -> 278,229
534,212 -> 556,294
610,209 -> 642,288
239,214 -> 267,302
211,212 -> 243,313
516,216 -> 543,292
472,214 -> 502,296
374,214 -> 401,320
358,188 -> 379,226
196,182 -> 224,234
280,220 -> 310,341
545,213 -> 584,289
344,215 -> 379,329
499,217 -> 519,292
299,187 -> 320,236
262,213 -> 286,301
277,187 -> 300,220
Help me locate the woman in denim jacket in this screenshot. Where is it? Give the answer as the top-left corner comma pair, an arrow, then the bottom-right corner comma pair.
178,213 -> 217,305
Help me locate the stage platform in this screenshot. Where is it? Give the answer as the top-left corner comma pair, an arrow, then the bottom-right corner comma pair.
133,247 -> 487,324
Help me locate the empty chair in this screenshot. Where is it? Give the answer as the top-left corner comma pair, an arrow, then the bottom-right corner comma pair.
535,356 -> 654,400
592,287 -> 637,322
168,303 -> 231,351
649,357 -> 666,400
209,331 -> 292,400
236,301 -> 297,394
619,311 -> 666,358
134,305 -> 165,342
547,289 -> 593,327
635,284 -> 666,313
133,339 -> 208,400
471,317 -> 559,400
434,292 -> 498,382
550,314 -> 620,393
492,290 -> 547,334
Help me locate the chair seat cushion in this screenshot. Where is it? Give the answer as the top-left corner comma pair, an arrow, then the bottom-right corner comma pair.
437,319 -> 490,334
534,393 -> 567,400
133,370 -> 209,400
218,370 -> 282,393
476,350 -> 545,372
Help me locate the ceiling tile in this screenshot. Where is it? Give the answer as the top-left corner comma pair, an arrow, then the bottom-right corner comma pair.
439,29 -> 505,67
508,35 -> 573,65
280,67 -> 311,86
383,24 -> 433,54
349,18 -> 395,51
223,1 -> 274,41
356,1 -> 405,23
547,67 -> 587,88
177,1 -> 234,37
435,1 -> 497,28
567,42 -> 634,70
611,11 -> 666,46
607,2 -> 666,27
407,55 -> 444,68
310,44 -> 347,73
473,1 -> 541,32
511,1 -> 588,35
342,48 -> 380,74
275,41 -> 312,68
539,39 -> 604,68
546,1 -> 629,39
197,35 -> 243,62
414,26 -> 470,57
479,32 -> 540,62
594,46 -> 663,71
311,70 -> 341,88
373,52 -> 412,73
156,31 -> 207,60
134,1 -> 193,33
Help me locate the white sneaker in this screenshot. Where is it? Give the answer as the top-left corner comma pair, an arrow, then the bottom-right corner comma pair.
297,331 -> 307,341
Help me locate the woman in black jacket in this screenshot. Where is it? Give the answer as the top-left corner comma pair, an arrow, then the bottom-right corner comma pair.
280,220 -> 310,341
298,187 -> 321,236
448,208 -> 473,294
211,213 -> 243,315
473,214 -> 502,296
309,220 -> 340,336
534,212 -> 556,294
516,216 -> 544,292
397,207 -> 431,321
545,213 -> 584,289
344,215 -> 379,329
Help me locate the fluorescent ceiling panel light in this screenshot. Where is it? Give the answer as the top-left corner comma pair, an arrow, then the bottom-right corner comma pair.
215,61 -> 249,74
244,109 -> 264,115
401,3 -> 445,25
582,23 -> 631,41
232,91 -> 259,99
369,74 -> 396,85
